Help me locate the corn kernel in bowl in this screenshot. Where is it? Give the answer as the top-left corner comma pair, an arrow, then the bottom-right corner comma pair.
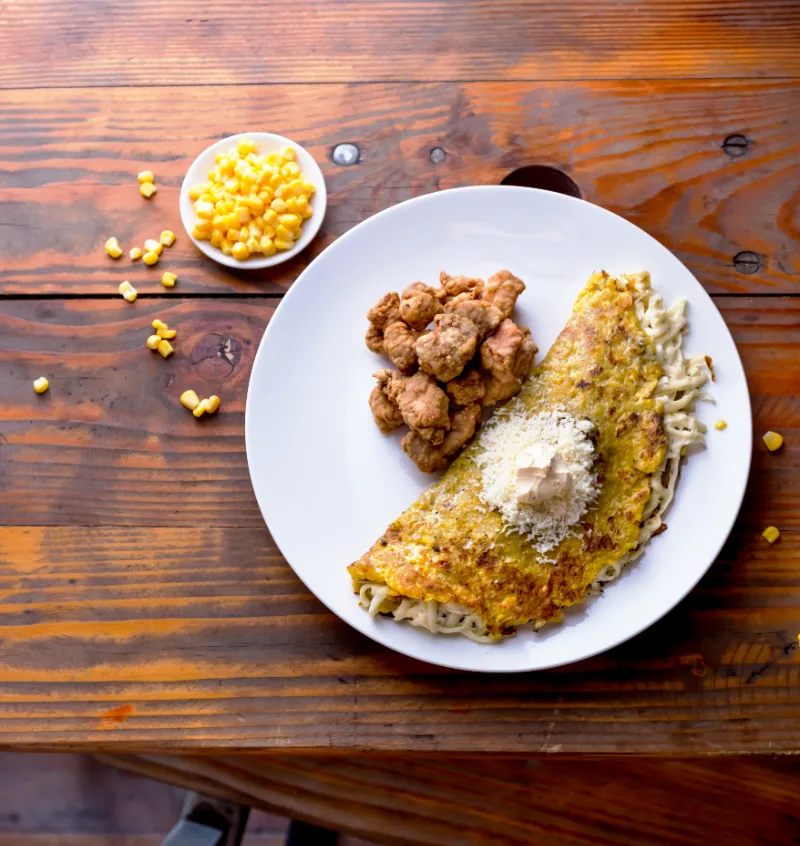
181,133 -> 325,268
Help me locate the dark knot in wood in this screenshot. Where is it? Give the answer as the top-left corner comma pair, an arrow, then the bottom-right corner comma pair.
733,251 -> 761,275
429,147 -> 446,164
331,143 -> 360,166
722,134 -> 751,158
191,334 -> 242,379
501,165 -> 581,198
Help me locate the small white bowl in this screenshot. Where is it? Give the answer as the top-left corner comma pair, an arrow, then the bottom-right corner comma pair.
179,132 -> 327,270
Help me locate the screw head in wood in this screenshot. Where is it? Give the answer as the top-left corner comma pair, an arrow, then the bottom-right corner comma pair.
332,143 -> 360,166
722,134 -> 751,158
429,147 -> 446,164
733,251 -> 761,274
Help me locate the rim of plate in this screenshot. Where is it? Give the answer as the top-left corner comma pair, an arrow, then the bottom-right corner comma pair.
179,131 -> 327,270
245,185 -> 752,672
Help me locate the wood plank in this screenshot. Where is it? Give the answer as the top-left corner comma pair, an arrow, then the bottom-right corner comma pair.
99,754 -> 800,846
0,521 -> 799,754
0,296 -> 796,527
1,1 -> 798,89
1,80 -> 798,296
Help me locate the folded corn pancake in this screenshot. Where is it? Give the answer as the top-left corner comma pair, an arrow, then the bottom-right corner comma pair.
348,271 -> 710,641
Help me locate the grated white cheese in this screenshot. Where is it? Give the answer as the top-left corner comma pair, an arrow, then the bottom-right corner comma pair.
472,408 -> 599,555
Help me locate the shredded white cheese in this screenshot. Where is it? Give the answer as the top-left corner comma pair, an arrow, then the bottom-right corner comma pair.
472,409 -> 598,555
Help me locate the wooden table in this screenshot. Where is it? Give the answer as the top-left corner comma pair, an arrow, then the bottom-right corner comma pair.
2,0 -> 800,809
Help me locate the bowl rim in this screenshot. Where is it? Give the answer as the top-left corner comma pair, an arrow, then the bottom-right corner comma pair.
179,131 -> 327,270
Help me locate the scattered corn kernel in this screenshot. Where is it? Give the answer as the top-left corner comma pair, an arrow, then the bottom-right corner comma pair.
205,395 -> 221,414
105,237 -> 123,259
157,327 -> 176,339
763,526 -> 780,544
143,250 -> 160,266
146,334 -> 161,350
160,230 -> 176,247
144,239 -> 163,256
714,420 -> 727,431
180,390 -> 200,411
161,271 -> 177,288
188,140 -> 316,260
137,171 -> 154,184
140,183 -> 157,199
118,280 -> 137,302
33,376 -> 49,394
157,339 -> 174,358
193,398 -> 209,418
152,319 -> 168,330
129,246 -> 142,261
763,431 -> 784,452
231,241 -> 250,261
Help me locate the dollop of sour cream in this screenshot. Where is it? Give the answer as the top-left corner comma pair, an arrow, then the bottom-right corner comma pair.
515,442 -> 573,505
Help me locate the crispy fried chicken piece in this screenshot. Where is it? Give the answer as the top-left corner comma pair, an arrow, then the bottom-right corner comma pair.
444,298 -> 503,341
481,270 -> 526,319
383,321 -> 420,375
438,271 -> 484,302
446,368 -> 486,407
367,291 -> 402,329
415,313 -> 479,383
399,282 -> 443,331
480,319 -> 538,407
369,370 -> 405,434
387,371 -> 450,445
401,403 -> 482,472
365,323 -> 385,354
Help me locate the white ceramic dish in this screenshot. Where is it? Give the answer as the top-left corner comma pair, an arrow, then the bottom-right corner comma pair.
245,186 -> 751,673
179,132 -> 327,270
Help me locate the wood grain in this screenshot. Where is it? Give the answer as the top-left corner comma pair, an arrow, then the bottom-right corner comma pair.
1,81 -> 798,296
0,296 -> 796,527
2,1 -> 799,89
100,754 -> 800,846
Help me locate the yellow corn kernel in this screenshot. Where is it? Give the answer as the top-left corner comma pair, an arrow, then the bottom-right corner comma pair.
249,223 -> 263,240
118,280 -> 137,302
206,395 -> 221,414
157,339 -> 174,359
180,390 -> 200,411
191,228 -> 209,242
253,215 -> 265,228
221,213 -> 237,230
274,238 -> 294,251
189,182 -> 208,201
160,230 -> 176,247
105,237 -> 123,259
222,199 -> 236,214
260,236 -> 276,256
157,327 -> 176,339
146,334 -> 161,350
279,213 -> 301,232
263,208 -> 278,225
246,236 -> 261,254
152,319 -> 168,330
161,272 -> 177,288
279,145 -> 295,162
129,246 -> 142,261
266,152 -> 280,166
271,198 -> 288,213
763,431 -> 784,452
220,238 -> 233,256
262,224 -> 276,239
137,171 -> 154,184
237,137 -> 256,156
301,179 -> 316,195
295,194 -> 309,212
194,199 -> 215,218
714,419 -> 727,431
33,376 -> 49,394
301,205 -> 313,220
243,196 -> 265,215
268,172 -> 283,190
274,224 -> 292,242
273,184 -> 286,200
281,161 -> 300,178
291,228 -> 301,240
210,230 -> 223,247
285,179 -> 304,197
235,206 -> 251,224
144,239 -> 163,256
193,398 -> 209,418
143,249 -> 160,264
227,228 -> 241,243
224,177 -> 240,194
763,526 -> 780,544
140,182 -> 157,199
285,196 -> 298,213
231,241 -> 250,261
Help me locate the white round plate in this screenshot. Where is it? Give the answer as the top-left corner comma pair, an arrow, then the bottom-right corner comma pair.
179,132 -> 327,269
245,186 -> 751,673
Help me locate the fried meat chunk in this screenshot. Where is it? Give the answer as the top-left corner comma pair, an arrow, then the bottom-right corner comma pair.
369,370 -> 405,434
401,403 -> 482,472
438,272 -> 484,302
383,321 -> 420,374
367,291 -> 402,329
445,368 -> 486,407
387,371 -> 450,445
481,270 -> 526,319
399,282 -> 443,331
444,297 -> 503,341
480,318 -> 538,406
365,323 -> 385,354
415,313 -> 479,383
